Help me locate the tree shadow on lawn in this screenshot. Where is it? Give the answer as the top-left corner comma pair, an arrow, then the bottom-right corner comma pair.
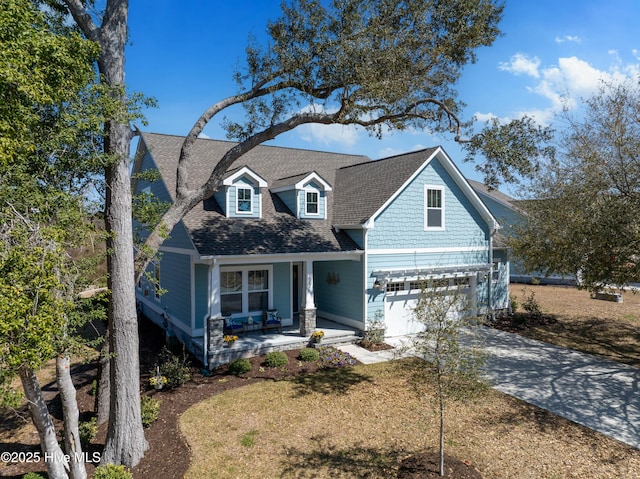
280,434 -> 401,478
288,367 -> 373,397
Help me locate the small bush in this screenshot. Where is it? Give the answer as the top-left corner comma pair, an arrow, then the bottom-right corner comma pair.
93,464 -> 133,479
22,473 -> 45,479
264,351 -> 289,368
521,289 -> 542,319
228,358 -> 251,375
319,346 -> 357,368
364,311 -> 387,344
78,417 -> 97,447
297,348 -> 319,362
509,293 -> 519,313
156,346 -> 191,389
140,395 -> 161,428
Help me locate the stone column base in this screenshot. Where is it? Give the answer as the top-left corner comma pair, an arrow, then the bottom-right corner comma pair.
299,308 -> 317,337
207,316 -> 225,353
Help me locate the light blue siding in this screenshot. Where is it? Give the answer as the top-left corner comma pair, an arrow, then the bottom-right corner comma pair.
272,263 -> 291,317
159,252 -> 192,327
369,158 -> 488,250
194,263 -> 209,329
314,260 -> 364,324
277,190 -> 298,216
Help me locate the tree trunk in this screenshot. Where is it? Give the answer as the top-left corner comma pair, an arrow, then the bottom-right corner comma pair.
95,331 -> 110,425
101,121 -> 148,466
19,365 -> 69,479
56,355 -> 87,479
439,397 -> 445,477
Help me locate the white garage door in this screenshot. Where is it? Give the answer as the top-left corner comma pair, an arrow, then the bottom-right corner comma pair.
383,277 -> 474,337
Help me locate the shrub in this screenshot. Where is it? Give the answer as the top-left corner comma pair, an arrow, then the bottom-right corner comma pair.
22,473 -> 45,479
228,358 -> 251,375
78,417 -> 97,447
140,395 -> 161,428
318,346 -> 357,368
156,346 -> 191,389
297,348 -> 319,362
521,289 -> 542,319
364,311 -> 387,344
264,351 -> 289,368
509,293 -> 519,313
93,464 -> 133,479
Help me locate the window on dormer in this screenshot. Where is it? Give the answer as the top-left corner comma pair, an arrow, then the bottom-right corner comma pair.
305,191 -> 319,215
236,187 -> 252,213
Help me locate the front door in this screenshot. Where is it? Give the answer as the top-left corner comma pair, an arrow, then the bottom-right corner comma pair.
292,263 -> 301,315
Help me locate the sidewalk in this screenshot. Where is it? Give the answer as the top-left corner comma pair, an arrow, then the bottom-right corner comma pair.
339,328 -> 640,450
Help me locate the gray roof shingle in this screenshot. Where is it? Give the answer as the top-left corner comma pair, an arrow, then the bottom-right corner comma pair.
139,132 -> 370,256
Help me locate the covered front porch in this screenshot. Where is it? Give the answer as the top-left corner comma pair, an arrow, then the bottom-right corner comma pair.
200,317 -> 360,368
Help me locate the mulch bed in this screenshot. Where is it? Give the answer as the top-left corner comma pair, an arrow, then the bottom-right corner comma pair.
488,312 -> 557,333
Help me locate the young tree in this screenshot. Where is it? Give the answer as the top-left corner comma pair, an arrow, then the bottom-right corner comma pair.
58,0 -> 553,467
511,79 -> 640,291
405,281 -> 488,477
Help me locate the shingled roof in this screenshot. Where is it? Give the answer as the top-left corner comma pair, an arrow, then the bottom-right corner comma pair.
137,132 -> 370,256
333,147 -> 439,226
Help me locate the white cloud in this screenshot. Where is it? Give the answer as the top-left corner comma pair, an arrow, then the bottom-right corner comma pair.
198,132 -> 211,139
298,122 -> 360,147
555,35 -> 582,44
498,53 -> 541,78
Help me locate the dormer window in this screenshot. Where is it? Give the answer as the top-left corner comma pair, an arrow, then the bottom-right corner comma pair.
271,171 -> 332,220
236,186 -> 252,214
220,166 -> 268,219
305,190 -> 319,215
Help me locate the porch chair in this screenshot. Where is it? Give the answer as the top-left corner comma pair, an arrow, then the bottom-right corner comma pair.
262,309 -> 282,333
223,316 -> 246,336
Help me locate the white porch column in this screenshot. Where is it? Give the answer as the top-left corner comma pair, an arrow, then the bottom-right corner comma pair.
300,259 -> 317,336
210,261 -> 221,318
207,261 -> 224,364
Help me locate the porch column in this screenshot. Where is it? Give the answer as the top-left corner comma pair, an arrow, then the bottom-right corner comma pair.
208,261 -> 224,352
300,259 -> 317,336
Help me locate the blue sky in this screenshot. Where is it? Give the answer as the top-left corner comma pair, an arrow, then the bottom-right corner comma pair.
125,1 -> 640,184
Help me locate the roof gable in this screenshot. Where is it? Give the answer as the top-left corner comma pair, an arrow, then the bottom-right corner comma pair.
333,147 -> 499,231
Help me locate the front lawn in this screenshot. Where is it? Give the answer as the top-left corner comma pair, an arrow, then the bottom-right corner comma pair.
179,360 -> 640,478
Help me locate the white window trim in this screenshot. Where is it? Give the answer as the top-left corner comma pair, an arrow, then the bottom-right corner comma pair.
235,186 -> 253,215
304,188 -> 321,216
424,185 -> 445,231
220,265 -> 273,316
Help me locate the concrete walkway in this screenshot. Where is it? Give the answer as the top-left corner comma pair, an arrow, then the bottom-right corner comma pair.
339,327 -> 640,450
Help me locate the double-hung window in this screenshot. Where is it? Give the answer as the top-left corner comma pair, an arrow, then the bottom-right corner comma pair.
220,267 -> 271,316
305,190 -> 319,215
236,187 -> 252,213
424,185 -> 445,230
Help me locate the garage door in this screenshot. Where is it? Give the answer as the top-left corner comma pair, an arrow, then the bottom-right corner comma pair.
383,277 -> 474,337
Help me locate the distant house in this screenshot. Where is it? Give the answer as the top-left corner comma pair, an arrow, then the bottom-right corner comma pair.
132,133 -> 509,366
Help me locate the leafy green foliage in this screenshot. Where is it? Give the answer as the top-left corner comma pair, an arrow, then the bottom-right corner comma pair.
511,79 -> 640,291
228,358 -> 252,376
21,473 -> 45,479
140,395 -> 161,428
93,464 -> 134,479
364,310 -> 387,344
78,417 -> 98,447
264,351 -> 289,368
297,348 -> 320,362
156,347 -> 192,389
